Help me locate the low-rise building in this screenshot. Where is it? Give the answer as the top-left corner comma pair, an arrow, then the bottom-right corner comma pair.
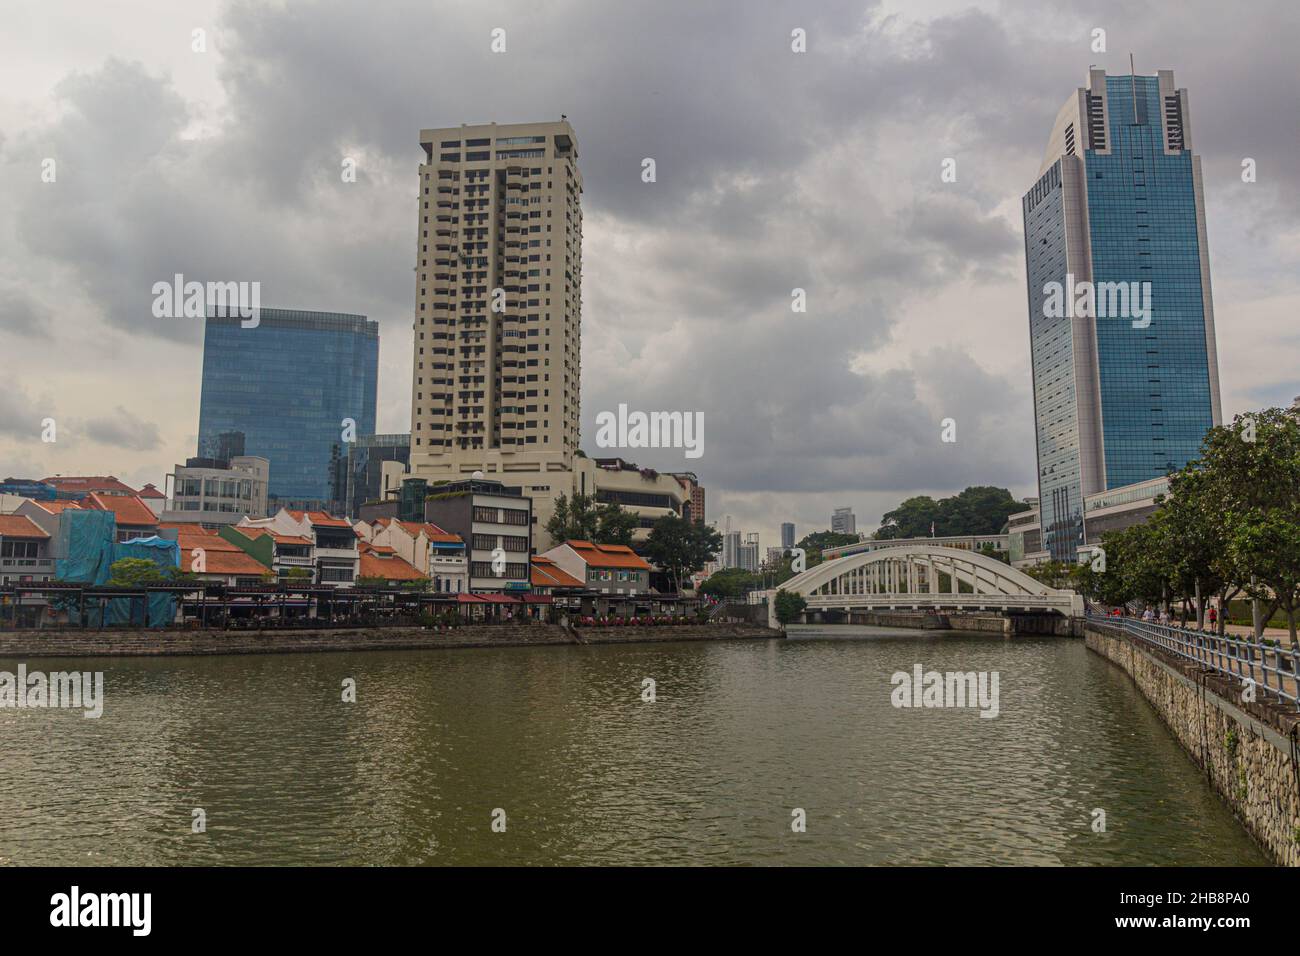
530,555 -> 584,595
541,540 -> 651,596
357,542 -> 428,587
0,514 -> 55,585
162,455 -> 270,528
355,518 -> 467,594
218,525 -> 316,583
41,475 -> 139,498
237,509 -> 360,587
423,478 -> 532,593
84,493 -> 159,543
173,527 -> 274,587
1080,477 -> 1171,556
136,483 -> 166,517
1006,500 -> 1047,568
580,458 -> 689,546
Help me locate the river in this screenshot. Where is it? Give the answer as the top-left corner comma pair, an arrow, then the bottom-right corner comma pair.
0,626 -> 1268,865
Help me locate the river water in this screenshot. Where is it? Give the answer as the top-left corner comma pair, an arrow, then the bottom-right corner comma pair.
0,626 -> 1268,865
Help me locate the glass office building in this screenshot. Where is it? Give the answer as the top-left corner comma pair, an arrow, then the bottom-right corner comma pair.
198,308 -> 379,509
1022,68 -> 1221,561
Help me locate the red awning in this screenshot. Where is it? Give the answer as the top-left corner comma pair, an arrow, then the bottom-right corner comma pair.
456,593 -> 527,604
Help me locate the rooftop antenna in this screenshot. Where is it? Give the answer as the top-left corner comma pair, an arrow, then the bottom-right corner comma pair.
1129,53 -> 1139,123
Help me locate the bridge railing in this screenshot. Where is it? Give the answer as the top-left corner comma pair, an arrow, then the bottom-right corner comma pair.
1088,614 -> 1300,710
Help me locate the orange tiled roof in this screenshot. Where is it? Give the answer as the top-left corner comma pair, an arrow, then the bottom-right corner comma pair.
41,475 -> 137,495
232,526 -> 311,546
85,492 -> 158,528
566,540 -> 650,570
174,531 -> 270,575
30,500 -> 82,515
359,550 -> 427,582
199,550 -> 272,576
306,510 -> 351,528
398,520 -> 460,544
0,515 -> 49,539
136,483 -> 165,499
531,556 -> 582,589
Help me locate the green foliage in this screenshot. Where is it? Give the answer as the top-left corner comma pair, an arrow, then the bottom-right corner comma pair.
699,567 -> 758,599
107,557 -> 169,587
773,589 -> 807,625
643,515 -> 723,593
546,492 -> 638,547
285,567 -> 312,581
796,530 -> 859,566
875,486 -> 1027,540
1071,406 -> 1300,642
978,543 -> 1010,564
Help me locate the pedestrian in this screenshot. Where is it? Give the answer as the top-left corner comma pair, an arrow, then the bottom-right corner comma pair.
1208,605 -> 1218,628
1142,606 -> 1155,623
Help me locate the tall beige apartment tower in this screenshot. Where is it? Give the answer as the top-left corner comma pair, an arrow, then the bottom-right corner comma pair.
409,120 -> 584,532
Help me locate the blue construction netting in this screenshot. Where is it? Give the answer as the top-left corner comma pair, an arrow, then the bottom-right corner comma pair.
55,510 -> 180,627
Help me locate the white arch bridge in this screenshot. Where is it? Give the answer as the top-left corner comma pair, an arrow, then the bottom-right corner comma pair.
769,545 -> 1083,627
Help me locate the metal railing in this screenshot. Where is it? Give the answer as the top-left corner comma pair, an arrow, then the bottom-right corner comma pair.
1088,614 -> 1300,710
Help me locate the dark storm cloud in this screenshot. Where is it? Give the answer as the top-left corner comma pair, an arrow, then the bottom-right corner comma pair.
79,407 -> 163,452
0,285 -> 54,339
0,0 -> 1295,518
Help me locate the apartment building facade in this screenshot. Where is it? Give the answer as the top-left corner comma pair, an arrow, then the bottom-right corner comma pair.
408,120 -> 583,537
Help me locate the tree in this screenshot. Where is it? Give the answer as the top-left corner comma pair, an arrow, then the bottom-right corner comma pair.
796,530 -> 859,566
773,589 -> 807,625
875,496 -> 941,539
876,487 -> 1027,539
1206,409 -> 1300,644
978,543 -> 1009,565
643,515 -> 723,593
699,567 -> 757,600
596,503 -> 638,547
107,557 -> 169,587
546,492 -> 637,547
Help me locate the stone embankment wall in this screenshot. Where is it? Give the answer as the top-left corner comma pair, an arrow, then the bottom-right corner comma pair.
843,609 -> 1073,636
0,623 -> 779,659
1087,623 -> 1300,866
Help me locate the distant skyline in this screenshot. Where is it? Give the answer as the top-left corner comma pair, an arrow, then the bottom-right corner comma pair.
1,0 -> 1297,549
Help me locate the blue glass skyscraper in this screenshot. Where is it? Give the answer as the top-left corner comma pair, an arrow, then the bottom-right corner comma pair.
198,308 -> 379,509
1023,68 -> 1221,561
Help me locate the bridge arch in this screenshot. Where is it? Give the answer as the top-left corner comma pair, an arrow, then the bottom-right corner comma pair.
775,545 -> 1081,622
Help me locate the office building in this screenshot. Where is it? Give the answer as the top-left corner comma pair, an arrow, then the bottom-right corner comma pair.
198,308 -> 378,510
408,120 -> 582,535
333,434 -> 411,518
721,530 -> 741,569
781,522 -> 795,550
162,456 -> 270,527
1024,67 -> 1221,561
831,507 -> 856,536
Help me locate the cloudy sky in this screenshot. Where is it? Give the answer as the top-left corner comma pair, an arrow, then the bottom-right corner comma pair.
1,0 -> 1296,547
